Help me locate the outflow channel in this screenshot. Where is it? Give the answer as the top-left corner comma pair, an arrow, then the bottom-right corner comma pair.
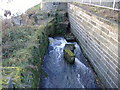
41,37 -> 99,88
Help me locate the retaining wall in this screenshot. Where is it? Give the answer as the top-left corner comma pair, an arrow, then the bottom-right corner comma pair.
68,3 -> 119,88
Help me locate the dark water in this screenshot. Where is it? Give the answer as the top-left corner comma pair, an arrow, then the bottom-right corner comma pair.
40,37 -> 98,88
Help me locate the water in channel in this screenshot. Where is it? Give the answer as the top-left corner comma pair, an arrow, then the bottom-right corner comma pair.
40,37 -> 99,88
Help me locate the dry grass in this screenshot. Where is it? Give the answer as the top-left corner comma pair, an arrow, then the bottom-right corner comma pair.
74,3 -> 120,23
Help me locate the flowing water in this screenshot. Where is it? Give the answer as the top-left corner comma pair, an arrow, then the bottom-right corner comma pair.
40,37 -> 99,88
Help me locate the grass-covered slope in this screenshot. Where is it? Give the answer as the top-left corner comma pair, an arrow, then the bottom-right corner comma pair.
1,2 -> 67,88
2,24 -> 49,88
1,10 -> 67,88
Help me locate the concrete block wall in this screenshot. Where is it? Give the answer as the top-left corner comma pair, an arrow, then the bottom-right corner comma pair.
68,3 -> 119,88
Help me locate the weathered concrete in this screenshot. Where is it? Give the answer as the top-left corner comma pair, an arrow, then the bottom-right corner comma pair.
68,3 -> 119,88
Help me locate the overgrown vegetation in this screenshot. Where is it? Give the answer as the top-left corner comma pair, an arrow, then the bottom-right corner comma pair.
1,2 -> 68,88
2,25 -> 49,88
1,13 -> 66,88
73,2 -> 120,23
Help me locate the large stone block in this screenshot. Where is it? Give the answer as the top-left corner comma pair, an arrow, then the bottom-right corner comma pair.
68,3 -> 119,88
64,44 -> 75,52
64,49 -> 75,64
64,33 -> 76,42
64,44 -> 75,64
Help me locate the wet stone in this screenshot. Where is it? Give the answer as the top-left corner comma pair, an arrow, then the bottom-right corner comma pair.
64,44 -> 75,64
65,33 -> 76,42
64,44 -> 75,52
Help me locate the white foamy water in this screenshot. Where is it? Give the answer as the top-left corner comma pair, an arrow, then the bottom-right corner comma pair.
41,37 -> 98,88
0,0 -> 41,19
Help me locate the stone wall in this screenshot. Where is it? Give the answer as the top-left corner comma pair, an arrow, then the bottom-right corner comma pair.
41,2 -> 67,12
68,3 -> 119,88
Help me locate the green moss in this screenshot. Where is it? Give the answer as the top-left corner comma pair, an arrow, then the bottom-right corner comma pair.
64,49 -> 75,57
64,48 -> 75,64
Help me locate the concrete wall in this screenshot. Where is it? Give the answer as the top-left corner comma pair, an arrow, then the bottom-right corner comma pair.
41,2 -> 55,12
41,2 -> 67,12
68,3 -> 119,88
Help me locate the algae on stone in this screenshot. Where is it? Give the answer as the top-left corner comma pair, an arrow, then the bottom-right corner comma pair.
64,48 -> 75,64
64,44 -> 75,52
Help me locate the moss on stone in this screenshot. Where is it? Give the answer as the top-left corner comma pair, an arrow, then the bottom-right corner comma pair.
64,49 -> 75,57
64,44 -> 75,52
64,48 -> 75,64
